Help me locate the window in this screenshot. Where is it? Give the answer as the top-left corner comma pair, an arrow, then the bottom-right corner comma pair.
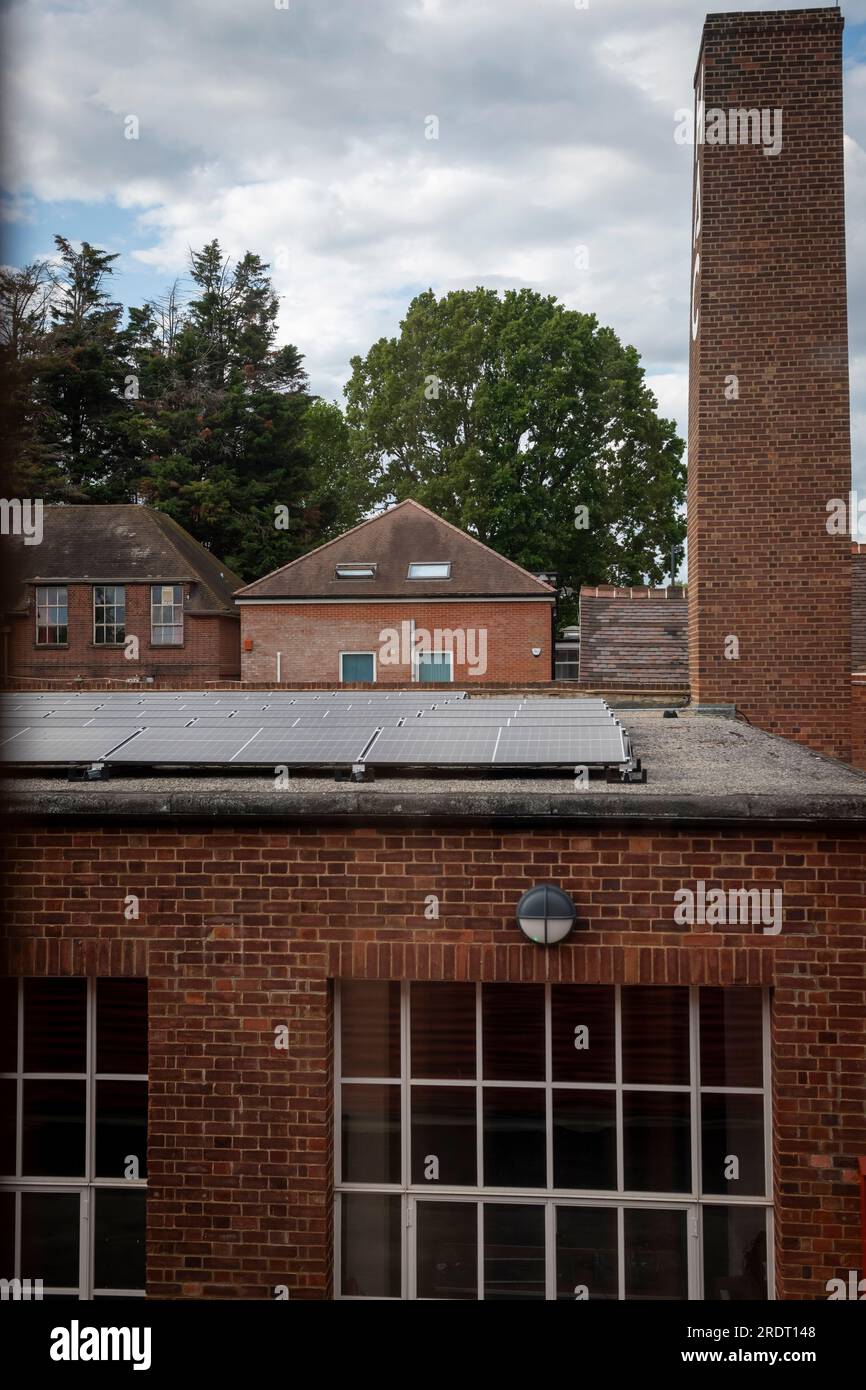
340,652 -> 376,683
407,562 -> 451,580
150,584 -> 183,645
0,977 -> 148,1300
93,586 -> 125,646
415,651 -> 453,683
35,586 -> 67,645
336,983 -> 771,1300
335,564 -> 377,579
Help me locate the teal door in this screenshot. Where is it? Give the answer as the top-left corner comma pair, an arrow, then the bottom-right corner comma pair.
341,653 -> 375,682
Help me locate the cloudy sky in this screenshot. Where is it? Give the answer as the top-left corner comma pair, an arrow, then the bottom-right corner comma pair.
3,0 -> 866,495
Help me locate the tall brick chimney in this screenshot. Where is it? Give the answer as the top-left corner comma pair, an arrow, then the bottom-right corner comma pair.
687,7 -> 852,761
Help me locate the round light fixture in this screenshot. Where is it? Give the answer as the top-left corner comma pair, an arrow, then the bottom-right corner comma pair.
516,884 -> 578,945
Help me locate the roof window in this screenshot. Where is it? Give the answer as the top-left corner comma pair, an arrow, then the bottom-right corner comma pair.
407,562 -> 451,579
335,563 -> 377,579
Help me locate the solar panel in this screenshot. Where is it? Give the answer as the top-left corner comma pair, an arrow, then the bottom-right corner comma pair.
493,726 -> 628,765
232,729 -> 377,764
1,689 -> 634,773
364,726 -> 500,765
104,728 -> 265,764
1,727 -> 143,762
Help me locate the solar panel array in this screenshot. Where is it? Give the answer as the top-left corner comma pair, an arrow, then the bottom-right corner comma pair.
0,689 -> 633,772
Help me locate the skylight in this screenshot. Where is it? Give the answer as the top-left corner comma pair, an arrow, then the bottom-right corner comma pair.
407,562 -> 451,579
335,564 -> 377,579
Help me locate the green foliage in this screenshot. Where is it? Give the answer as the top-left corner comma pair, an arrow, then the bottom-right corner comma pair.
1,237 -> 373,579
3,251 -> 684,601
345,286 -> 685,616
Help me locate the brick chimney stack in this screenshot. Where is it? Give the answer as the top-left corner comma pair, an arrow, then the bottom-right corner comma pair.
687,7 -> 851,760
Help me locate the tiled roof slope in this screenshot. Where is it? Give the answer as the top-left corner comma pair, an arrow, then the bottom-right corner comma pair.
236,499 -> 556,600
853,544 -> 866,672
578,585 -> 688,688
3,505 -> 243,615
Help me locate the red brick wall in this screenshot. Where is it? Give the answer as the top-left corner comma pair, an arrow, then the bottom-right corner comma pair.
687,10 -> 851,759
7,583 -> 240,681
239,600 -> 554,684
853,544 -> 866,672
2,819 -> 864,1300
852,680 -> 866,772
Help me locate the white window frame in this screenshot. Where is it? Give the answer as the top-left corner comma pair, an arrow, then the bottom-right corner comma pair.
35,585 -> 68,646
0,979 -> 148,1300
335,564 -> 377,579
407,562 -> 451,580
92,585 -> 125,646
413,650 -> 454,683
334,982 -> 774,1301
150,584 -> 183,646
339,651 -> 377,683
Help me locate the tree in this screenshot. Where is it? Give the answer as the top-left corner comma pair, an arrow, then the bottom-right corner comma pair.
345,287 -> 685,614
127,241 -> 332,577
0,259 -> 58,496
34,237 -> 131,498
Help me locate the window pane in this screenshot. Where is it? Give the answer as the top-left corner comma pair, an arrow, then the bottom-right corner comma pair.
416,1201 -> 477,1299
556,1206 -> 618,1300
552,985 -> 615,1083
416,654 -> 452,682
703,1206 -> 768,1300
553,1090 -> 617,1190
341,653 -> 374,682
340,981 -> 399,1078
20,1192 -> 80,1286
94,1189 -> 147,1290
483,1088 -> 545,1188
0,1191 -> 13,1276
22,1080 -> 86,1176
411,1086 -> 476,1186
341,1084 -> 401,1184
701,1093 -> 765,1196
97,979 -> 148,1075
482,984 -> 545,1081
341,1193 -> 401,1297
0,1079 -> 16,1174
624,1208 -> 688,1300
622,986 -> 690,1085
700,988 -> 764,1089
96,1081 -> 148,1179
411,983 -> 475,1079
0,978 -> 18,1070
623,1091 -> 691,1193
23,978 -> 87,1072
484,1204 -> 545,1300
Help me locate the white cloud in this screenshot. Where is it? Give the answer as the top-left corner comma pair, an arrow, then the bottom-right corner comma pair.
0,0 -> 862,507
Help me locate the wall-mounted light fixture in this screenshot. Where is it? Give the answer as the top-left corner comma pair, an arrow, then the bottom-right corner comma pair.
516,884 -> 578,945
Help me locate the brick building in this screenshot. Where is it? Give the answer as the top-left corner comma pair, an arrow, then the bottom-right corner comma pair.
236,499 -> 556,686
2,505 -> 242,683
1,715 -> 865,1301
687,5 -> 851,761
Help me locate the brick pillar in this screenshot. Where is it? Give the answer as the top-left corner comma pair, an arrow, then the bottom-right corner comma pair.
687,7 -> 852,761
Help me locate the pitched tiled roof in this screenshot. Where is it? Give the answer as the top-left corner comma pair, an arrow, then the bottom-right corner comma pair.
236,499 -> 556,600
3,505 -> 242,615
578,585 -> 689,687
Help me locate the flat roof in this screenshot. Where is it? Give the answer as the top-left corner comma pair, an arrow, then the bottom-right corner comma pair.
4,710 -> 866,825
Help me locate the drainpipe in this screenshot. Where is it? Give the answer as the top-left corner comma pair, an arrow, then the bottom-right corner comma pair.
276,651 -> 281,684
